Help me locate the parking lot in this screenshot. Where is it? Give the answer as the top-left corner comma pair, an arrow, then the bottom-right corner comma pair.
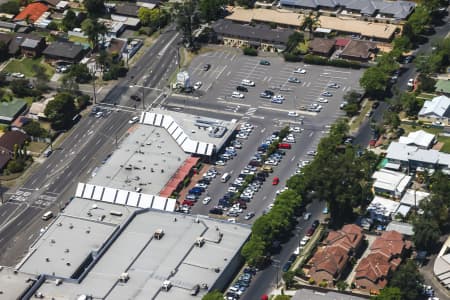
187,49 -> 364,122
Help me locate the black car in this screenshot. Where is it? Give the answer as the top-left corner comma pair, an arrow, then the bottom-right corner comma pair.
236,85 -> 248,92
209,207 -> 223,215
312,220 -> 320,229
203,64 -> 211,71
260,90 -> 274,99
282,261 -> 292,272
131,94 -> 141,101
372,101 -> 379,109
287,254 -> 297,264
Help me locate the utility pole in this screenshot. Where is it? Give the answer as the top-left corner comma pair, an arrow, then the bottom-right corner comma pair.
92,68 -> 97,104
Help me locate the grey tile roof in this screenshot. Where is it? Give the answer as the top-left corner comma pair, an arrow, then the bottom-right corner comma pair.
280,0 -> 415,19
212,19 -> 294,45
43,41 -> 84,59
21,38 -> 39,48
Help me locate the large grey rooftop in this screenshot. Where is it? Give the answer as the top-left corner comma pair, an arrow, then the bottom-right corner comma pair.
90,124 -> 188,195
25,205 -> 251,300
0,267 -> 36,299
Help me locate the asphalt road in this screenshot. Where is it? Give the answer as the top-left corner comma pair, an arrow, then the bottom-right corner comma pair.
0,27 -> 181,266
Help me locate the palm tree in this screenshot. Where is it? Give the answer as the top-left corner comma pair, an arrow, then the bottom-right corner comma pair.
302,13 -> 320,40
81,18 -> 107,51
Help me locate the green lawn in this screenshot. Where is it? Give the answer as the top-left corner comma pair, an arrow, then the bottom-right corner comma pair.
438,136 -> 450,153
4,57 -> 54,77
400,124 -> 443,135
68,35 -> 90,45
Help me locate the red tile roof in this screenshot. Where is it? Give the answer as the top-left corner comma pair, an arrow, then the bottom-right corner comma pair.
370,230 -> 406,258
325,224 -> 363,253
310,246 -> 349,277
14,3 -> 48,23
356,252 -> 391,284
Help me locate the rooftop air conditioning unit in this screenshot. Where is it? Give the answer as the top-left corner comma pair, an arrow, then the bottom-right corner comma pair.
154,229 -> 164,240
119,272 -> 129,282
195,237 -> 205,247
162,280 -> 172,291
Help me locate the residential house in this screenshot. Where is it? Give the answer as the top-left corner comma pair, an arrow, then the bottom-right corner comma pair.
105,38 -> 127,62
335,38 -> 350,50
339,40 -> 377,62
308,224 -> 363,286
0,99 -> 27,124
0,33 -> 46,57
435,79 -> 450,96
113,3 -> 140,18
0,21 -> 18,32
279,0 -> 415,21
418,95 -> 450,125
98,18 -> 125,38
212,19 -> 294,52
386,141 -> 450,173
42,41 -> 85,63
434,236 -> 450,290
367,196 -> 400,223
398,130 -> 436,149
309,246 -> 349,286
308,38 -> 335,57
0,131 -> 28,170
324,224 -> 364,255
13,3 -> 49,24
136,0 -> 161,9
371,169 -> 412,198
291,288 -> 368,300
354,230 -> 410,293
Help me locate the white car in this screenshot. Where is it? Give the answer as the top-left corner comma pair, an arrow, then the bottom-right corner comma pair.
128,116 -> 139,124
202,197 -> 211,205
241,79 -> 255,86
272,95 -> 285,101
227,218 -> 236,223
290,126 -> 302,133
215,160 -> 226,166
317,98 -> 328,103
11,72 -> 25,78
407,78 -> 414,87
232,91 -> 244,99
294,68 -> 306,74
327,83 -> 340,89
193,81 -> 202,90
288,111 -> 299,117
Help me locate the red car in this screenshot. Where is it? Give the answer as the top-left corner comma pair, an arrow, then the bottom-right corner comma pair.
278,143 -> 291,149
306,227 -> 315,237
272,177 -> 279,185
182,200 -> 195,206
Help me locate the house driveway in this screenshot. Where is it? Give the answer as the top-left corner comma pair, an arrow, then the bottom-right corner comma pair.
345,234 -> 378,285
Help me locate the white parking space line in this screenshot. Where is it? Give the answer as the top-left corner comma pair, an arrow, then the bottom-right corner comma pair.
324,69 -> 351,74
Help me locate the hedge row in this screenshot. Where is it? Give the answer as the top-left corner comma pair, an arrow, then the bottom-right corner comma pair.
302,54 -> 362,69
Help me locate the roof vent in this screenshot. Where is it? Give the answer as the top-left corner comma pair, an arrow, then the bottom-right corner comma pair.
162,280 -> 172,291
154,228 -> 164,240
119,272 -> 129,282
55,279 -> 62,286
195,237 -> 205,247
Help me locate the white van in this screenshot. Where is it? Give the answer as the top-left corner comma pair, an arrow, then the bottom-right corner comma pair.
221,172 -> 231,183
42,211 -> 53,221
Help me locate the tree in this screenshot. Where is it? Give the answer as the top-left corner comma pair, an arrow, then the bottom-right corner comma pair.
62,9 -> 79,31
241,235 -> 267,267
406,5 -> 431,36
6,158 -> 25,173
285,31 -> 304,54
83,0 -> 104,16
336,281 -> 348,291
301,13 -> 320,40
10,79 -> 37,97
81,18 -> 107,50
138,7 -> 169,29
400,92 -> 422,116
32,64 -> 50,92
236,0 -> 253,8
389,260 -> 423,300
23,120 -> 48,138
0,0 -> 20,15
282,271 -> 296,289
374,287 -> 402,300
417,73 -> 437,93
359,66 -> 389,98
0,41 -> 9,62
412,218 -> 441,251
174,1 -> 197,48
198,0 -> 223,22
66,64 -> 92,83
44,93 -> 77,130
274,295 -> 291,300
202,290 -> 223,300
383,111 -> 400,129
393,36 -> 412,52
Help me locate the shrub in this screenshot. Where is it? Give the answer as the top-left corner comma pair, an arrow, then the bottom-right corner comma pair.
243,47 -> 258,56
319,280 -> 328,288
308,278 -> 316,285
303,54 -> 361,69
283,52 -> 302,62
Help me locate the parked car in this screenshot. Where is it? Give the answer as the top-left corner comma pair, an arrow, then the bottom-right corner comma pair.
129,116 -> 139,124
288,111 -> 298,117
193,81 -> 202,90
272,177 -> 279,185
288,77 -> 300,83
236,85 -> 248,92
131,94 -> 141,101
232,91 -> 244,99
260,60 -> 270,65
293,68 -> 306,74
202,197 -> 211,205
244,212 -> 255,220
321,91 -> 333,97
327,83 -> 340,89
241,79 -> 255,86
203,64 -> 211,71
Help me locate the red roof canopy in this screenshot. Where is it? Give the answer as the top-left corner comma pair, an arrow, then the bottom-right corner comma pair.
159,157 -> 199,197
335,38 -> 350,47
14,3 -> 48,23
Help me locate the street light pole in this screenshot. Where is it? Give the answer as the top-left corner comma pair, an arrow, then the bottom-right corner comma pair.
142,87 -> 145,110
